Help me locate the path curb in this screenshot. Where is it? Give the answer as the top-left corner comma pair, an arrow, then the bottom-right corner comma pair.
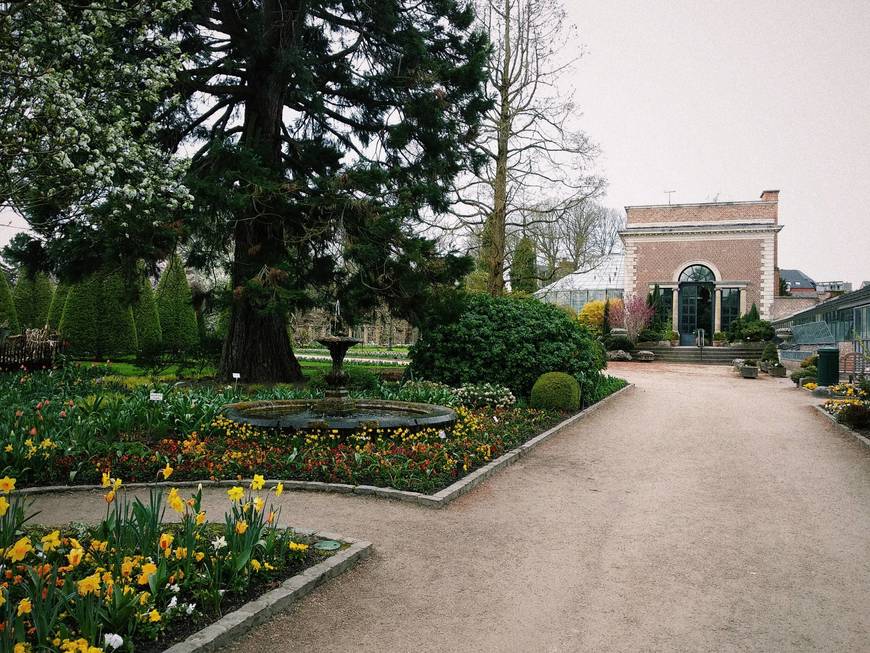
813,405 -> 870,451
162,533 -> 371,653
15,384 -> 634,509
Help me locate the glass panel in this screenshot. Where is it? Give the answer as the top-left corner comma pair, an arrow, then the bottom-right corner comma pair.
721,288 -> 741,332
679,265 -> 715,283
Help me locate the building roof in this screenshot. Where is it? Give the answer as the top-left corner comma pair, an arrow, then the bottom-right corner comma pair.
773,283 -> 870,325
779,268 -> 816,290
535,254 -> 624,295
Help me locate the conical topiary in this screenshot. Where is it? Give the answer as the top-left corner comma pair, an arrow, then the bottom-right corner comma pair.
100,272 -> 138,356
0,272 -> 19,333
156,254 -> 198,353
59,276 -> 101,356
133,273 -> 162,357
13,269 -> 53,328
47,283 -> 70,330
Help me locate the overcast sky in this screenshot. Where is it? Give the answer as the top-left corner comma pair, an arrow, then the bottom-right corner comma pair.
3,0 -> 869,285
567,0 -> 870,286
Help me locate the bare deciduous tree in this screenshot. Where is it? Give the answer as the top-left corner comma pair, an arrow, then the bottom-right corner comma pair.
447,0 -> 604,295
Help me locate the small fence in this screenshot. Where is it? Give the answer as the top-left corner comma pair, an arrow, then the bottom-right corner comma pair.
0,330 -> 64,371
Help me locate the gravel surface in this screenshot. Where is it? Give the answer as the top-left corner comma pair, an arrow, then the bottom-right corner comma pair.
29,363 -> 870,652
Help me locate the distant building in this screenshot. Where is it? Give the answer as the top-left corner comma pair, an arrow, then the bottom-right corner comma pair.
534,254 -> 624,311
779,269 -> 816,296
816,280 -> 852,293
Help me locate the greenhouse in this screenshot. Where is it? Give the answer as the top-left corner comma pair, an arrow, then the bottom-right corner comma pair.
534,254 -> 624,311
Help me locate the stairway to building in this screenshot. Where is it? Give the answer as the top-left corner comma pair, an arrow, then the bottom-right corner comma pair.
642,344 -> 765,365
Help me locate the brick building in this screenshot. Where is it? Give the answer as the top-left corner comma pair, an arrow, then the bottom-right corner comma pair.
620,190 -> 782,345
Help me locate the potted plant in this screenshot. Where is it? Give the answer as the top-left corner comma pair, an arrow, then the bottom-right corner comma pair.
740,359 -> 759,379
769,362 -> 787,378
712,331 -> 727,347
667,330 -> 679,346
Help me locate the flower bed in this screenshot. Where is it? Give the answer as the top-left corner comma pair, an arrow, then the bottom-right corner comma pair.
1,365 -> 627,495
0,476 -> 330,652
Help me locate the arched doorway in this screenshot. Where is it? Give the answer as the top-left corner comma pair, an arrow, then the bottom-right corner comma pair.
678,265 -> 715,345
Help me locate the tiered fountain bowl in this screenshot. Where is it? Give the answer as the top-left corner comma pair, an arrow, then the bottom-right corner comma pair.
222,336 -> 456,433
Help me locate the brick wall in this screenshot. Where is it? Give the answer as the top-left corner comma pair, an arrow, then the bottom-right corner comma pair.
626,200 -> 777,225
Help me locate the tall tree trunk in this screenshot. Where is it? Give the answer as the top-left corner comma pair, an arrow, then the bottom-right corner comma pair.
219,2 -> 304,383
484,0 -> 512,296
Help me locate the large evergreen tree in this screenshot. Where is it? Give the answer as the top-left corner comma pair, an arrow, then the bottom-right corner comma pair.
0,272 -> 18,333
13,269 -> 53,329
47,283 -> 70,330
101,272 -> 139,356
164,1 -> 488,381
509,237 -> 537,293
133,273 -> 163,357
156,255 -> 198,354
59,276 -> 101,355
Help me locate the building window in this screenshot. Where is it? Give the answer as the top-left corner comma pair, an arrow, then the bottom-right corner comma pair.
679,265 -> 715,283
721,288 -> 741,332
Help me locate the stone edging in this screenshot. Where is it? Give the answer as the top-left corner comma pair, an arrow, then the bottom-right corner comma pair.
813,405 -> 870,451
14,384 -> 634,508
163,532 -> 371,653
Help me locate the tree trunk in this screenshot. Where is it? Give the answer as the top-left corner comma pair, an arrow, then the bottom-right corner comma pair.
218,2 -> 305,382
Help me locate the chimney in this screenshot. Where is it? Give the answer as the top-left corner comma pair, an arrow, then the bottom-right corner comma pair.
760,189 -> 780,202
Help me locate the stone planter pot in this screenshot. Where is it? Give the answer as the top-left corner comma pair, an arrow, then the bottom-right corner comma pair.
670,339 -> 679,347
759,361 -> 770,373
769,365 -> 787,378
712,340 -> 726,347
740,365 -> 758,378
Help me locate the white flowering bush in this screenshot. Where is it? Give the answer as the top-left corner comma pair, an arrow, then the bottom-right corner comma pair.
453,383 -> 516,409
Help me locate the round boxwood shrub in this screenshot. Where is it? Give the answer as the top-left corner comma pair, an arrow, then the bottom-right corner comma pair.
0,272 -> 19,333
409,294 -> 605,396
530,372 -> 581,411
156,254 -> 199,353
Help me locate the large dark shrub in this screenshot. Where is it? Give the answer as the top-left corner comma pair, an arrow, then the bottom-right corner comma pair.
133,274 -> 162,357
47,283 -> 69,330
761,341 -> 779,363
727,303 -> 774,342
100,273 -> 138,356
13,269 -> 53,328
409,294 -> 605,396
605,334 -> 635,351
156,255 -> 198,354
530,372 -> 580,411
0,272 -> 19,332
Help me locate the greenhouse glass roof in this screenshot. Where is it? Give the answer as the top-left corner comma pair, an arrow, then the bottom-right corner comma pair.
535,254 -> 624,294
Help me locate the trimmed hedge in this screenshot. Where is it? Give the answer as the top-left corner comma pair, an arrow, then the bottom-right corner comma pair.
530,372 -> 581,411
100,273 -> 138,356
409,294 -> 605,396
13,270 -> 53,328
47,283 -> 69,330
156,254 -> 199,353
133,274 -> 162,357
59,276 -> 101,355
0,272 -> 19,332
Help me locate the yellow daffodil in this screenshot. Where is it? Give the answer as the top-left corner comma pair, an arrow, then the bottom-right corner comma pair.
274,482 -> 284,497
105,490 -> 116,504
77,572 -> 102,596
227,486 -> 244,502
250,559 -> 261,571
112,477 -> 122,492
137,562 -> 157,586
41,530 -> 61,552
159,532 -> 174,555
6,535 -> 33,562
0,589 -> 5,607
17,597 -> 32,616
235,520 -> 248,535
67,547 -> 84,567
288,541 -> 309,553
161,463 -> 173,480
0,476 -> 16,493
195,510 -> 206,526
251,474 -> 265,490
253,496 -> 265,512
148,609 -> 161,622
0,496 -> 9,517
195,551 -> 205,562
174,546 -> 187,560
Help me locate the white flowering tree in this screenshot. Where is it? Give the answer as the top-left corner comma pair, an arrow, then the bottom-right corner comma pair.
0,1 -> 192,272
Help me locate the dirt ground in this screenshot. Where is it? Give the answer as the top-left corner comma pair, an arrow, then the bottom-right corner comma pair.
30,363 -> 870,652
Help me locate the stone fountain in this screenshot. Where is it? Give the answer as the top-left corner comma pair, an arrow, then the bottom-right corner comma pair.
223,328 -> 455,433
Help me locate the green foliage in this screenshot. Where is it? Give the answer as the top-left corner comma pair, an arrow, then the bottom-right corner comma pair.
13,269 -> 53,329
836,403 -> 870,430
747,303 -> 760,321
133,274 -> 163,358
791,366 -> 817,384
713,331 -> 727,342
0,272 -> 19,332
156,255 -> 198,354
530,372 -> 581,411
47,283 -> 69,330
59,276 -> 101,356
801,354 -> 818,368
727,305 -> 774,342
761,342 -> 779,363
410,294 -> 605,396
509,236 -> 537,293
100,272 -> 138,356
602,299 -> 611,335
582,374 -> 628,406
605,335 -> 635,352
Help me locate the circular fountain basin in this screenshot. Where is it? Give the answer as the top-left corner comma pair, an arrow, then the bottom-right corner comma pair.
222,399 -> 457,432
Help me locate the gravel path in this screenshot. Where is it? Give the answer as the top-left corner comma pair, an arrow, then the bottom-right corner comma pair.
29,363 -> 870,652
